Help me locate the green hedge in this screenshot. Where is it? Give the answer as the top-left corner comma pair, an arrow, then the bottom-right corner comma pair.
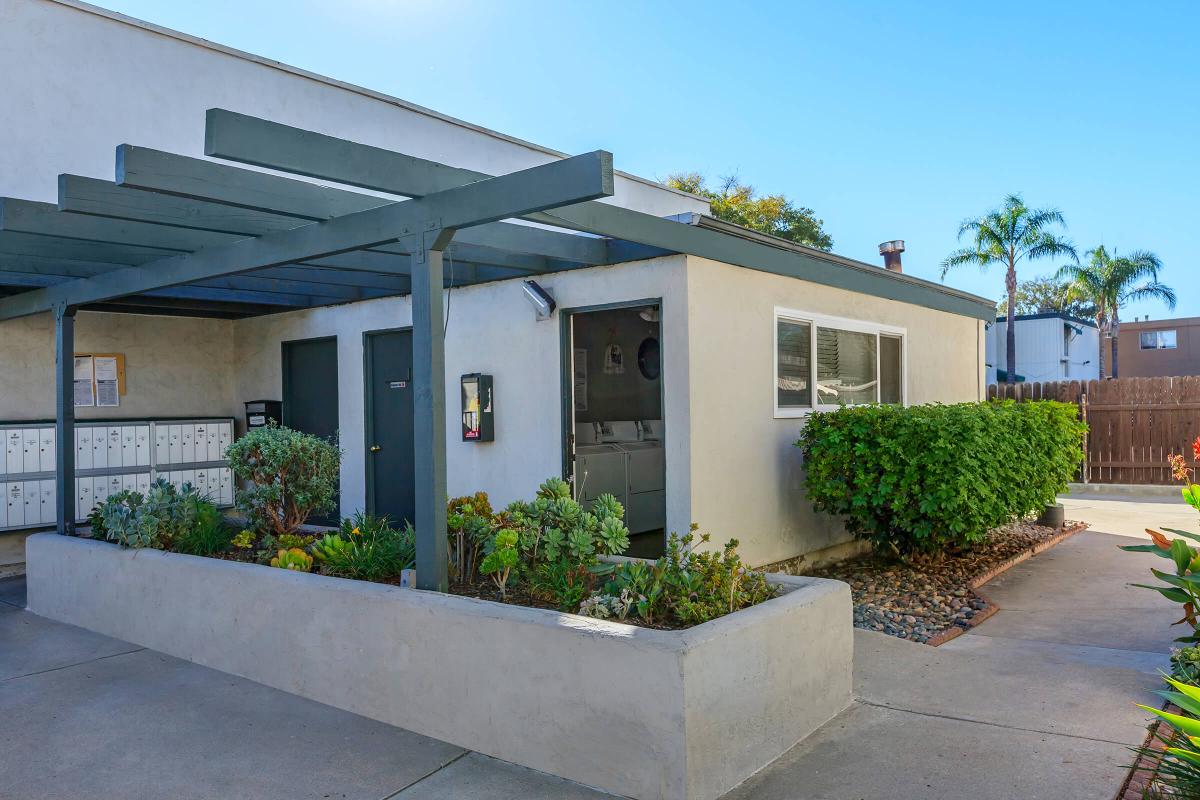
796,401 -> 1086,554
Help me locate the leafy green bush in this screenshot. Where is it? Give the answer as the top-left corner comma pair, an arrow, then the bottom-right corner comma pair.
225,424 -> 340,537
94,480 -> 217,550
797,401 -> 1085,555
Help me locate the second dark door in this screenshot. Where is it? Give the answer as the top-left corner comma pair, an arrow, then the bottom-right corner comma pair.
365,329 -> 416,527
281,336 -> 340,525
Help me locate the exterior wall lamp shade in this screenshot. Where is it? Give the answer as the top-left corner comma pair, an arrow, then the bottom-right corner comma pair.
522,280 -> 556,321
461,373 -> 494,442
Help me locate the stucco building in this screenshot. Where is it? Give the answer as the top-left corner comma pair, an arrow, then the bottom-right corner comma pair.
1116,317 -> 1200,378
0,0 -> 993,573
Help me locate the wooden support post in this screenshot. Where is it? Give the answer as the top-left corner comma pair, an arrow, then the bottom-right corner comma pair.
54,304 -> 76,535
411,227 -> 454,591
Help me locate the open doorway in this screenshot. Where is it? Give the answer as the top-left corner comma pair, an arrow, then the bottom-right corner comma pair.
564,301 -> 665,558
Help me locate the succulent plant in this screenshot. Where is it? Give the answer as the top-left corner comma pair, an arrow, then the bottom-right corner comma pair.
310,533 -> 351,563
269,547 -> 313,572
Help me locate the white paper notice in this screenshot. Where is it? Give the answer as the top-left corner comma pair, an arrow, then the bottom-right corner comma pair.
95,356 -> 119,408
73,356 -> 95,407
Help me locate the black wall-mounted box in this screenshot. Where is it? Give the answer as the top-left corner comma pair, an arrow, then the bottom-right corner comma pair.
245,400 -> 282,431
461,374 -> 494,442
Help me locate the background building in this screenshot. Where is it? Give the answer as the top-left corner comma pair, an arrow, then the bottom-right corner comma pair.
986,313 -> 1099,384
1117,317 -> 1200,378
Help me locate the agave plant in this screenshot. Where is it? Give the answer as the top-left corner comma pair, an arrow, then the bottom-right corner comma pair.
1135,676 -> 1200,797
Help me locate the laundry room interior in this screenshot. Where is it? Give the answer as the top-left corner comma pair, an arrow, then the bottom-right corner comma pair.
568,302 -> 666,559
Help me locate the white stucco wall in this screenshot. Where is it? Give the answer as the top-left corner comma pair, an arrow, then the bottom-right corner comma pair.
0,0 -> 707,217
232,255 -> 692,528
0,311 -> 236,421
683,256 -> 986,566
987,316 -> 1100,384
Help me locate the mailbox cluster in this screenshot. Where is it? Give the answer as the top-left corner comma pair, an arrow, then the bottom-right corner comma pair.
0,417 -> 236,531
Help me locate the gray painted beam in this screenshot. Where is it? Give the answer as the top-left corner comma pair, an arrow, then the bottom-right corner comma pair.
54,306 -> 76,535
0,253 -> 119,279
411,229 -> 452,592
117,129 -> 608,264
0,254 -> 362,302
59,175 -> 313,236
0,150 -> 614,320
205,109 -> 993,321
0,230 -> 176,265
0,198 -> 237,252
118,145 -> 391,220
0,274 -> 322,307
255,265 -> 408,291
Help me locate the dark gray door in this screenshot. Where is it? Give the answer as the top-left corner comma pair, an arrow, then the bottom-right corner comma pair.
281,336 -> 339,524
365,330 -> 415,527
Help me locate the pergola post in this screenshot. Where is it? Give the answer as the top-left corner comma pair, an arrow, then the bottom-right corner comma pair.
54,304 -> 76,535
411,227 -> 455,591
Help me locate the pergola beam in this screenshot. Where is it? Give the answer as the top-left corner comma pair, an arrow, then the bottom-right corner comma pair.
204,108 -> 660,261
0,251 -> 370,303
114,145 -> 608,264
0,150 -> 614,320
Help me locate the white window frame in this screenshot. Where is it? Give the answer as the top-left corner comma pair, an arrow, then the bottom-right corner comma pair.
773,307 -> 907,418
1139,329 -> 1177,350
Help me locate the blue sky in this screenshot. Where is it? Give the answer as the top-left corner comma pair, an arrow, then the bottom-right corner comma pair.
96,1 -> 1199,318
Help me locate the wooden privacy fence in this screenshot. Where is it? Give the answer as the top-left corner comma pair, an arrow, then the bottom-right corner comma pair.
988,376 -> 1200,485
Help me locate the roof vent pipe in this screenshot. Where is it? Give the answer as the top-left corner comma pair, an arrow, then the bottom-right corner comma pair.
879,240 -> 905,273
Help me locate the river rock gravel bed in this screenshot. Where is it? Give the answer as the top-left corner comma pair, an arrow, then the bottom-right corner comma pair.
806,520 -> 1080,644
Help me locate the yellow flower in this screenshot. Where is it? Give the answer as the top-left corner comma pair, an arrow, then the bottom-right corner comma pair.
351,527 -> 361,536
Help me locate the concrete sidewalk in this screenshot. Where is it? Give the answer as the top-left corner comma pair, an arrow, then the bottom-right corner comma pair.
1060,484 -> 1195,540
0,576 -> 609,800
726,502 -> 1181,799
0,493 -> 1186,800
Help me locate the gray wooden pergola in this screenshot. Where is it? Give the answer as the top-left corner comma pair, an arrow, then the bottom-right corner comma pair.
0,110 -> 993,591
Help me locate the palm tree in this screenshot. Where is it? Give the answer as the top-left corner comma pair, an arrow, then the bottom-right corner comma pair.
1056,246 -> 1175,378
942,195 -> 1077,384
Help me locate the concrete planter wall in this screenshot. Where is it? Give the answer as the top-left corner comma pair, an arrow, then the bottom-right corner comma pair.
25,533 -> 852,800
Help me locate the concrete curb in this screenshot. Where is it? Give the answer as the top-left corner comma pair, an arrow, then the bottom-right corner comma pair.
926,522 -> 1089,647
1067,482 -> 1180,498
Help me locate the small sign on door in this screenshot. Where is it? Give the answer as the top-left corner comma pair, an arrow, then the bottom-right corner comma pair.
388,380 -> 408,389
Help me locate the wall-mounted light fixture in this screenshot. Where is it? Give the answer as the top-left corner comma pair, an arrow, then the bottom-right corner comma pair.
522,280 -> 556,321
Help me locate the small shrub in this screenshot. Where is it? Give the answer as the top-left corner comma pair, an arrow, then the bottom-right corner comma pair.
173,501 -> 233,556
797,401 -> 1086,555
225,423 -> 340,537
479,529 -> 519,598
277,533 -> 314,550
447,492 -> 494,579
94,480 -> 213,550
314,512 -> 414,582
270,548 -> 313,571
1173,647 -> 1200,683
500,478 -> 631,609
596,527 -> 775,626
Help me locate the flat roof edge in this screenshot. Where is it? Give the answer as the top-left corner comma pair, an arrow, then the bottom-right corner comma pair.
44,0 -> 705,205
677,214 -> 995,321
